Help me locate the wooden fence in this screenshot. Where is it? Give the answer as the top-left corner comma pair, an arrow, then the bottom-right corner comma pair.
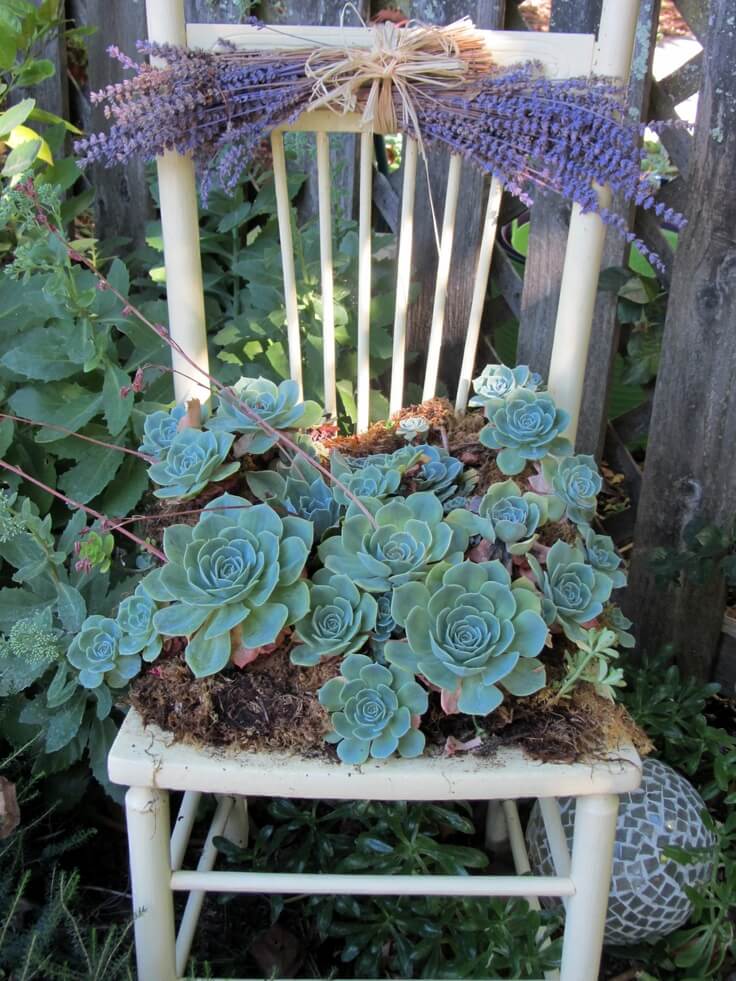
15,0 -> 736,686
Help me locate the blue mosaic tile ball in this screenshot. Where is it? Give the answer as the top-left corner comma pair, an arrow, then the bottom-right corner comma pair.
525,757 -> 716,944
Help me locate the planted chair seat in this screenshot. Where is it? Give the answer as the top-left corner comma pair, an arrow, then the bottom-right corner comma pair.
110,0 -> 646,978
110,709 -> 641,981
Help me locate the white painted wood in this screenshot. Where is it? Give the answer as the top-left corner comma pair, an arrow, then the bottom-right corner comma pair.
171,869 -> 575,897
423,153 -> 462,401
146,0 -> 210,406
175,795 -> 234,976
547,0 -> 640,440
389,136 -> 418,414
271,130 -> 303,397
109,710 -> 641,800
316,132 -> 337,418
126,787 -> 177,981
357,129 -> 374,432
559,794 -> 619,981
170,790 -> 201,871
456,176 -> 504,413
186,24 -> 596,81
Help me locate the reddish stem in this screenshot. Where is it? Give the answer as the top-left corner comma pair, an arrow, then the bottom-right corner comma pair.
0,459 -> 166,563
0,412 -> 155,463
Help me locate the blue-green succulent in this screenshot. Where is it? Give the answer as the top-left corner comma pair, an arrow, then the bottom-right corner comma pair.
318,653 -> 428,763
148,428 -> 239,500
397,415 -> 430,441
139,405 -> 187,460
207,377 -> 322,454
544,454 -> 602,525
386,561 -> 548,715
331,454 -> 402,507
67,615 -> 142,689
528,540 -> 614,642
412,446 -> 474,502
116,585 -> 162,663
246,465 -> 342,541
582,526 -> 627,589
469,363 -> 541,410
318,492 -> 469,592
478,479 -> 553,554
291,571 -> 377,666
142,493 -> 311,678
479,389 -> 572,475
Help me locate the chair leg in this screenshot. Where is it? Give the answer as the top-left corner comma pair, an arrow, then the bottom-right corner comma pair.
126,786 -> 177,981
559,793 -> 618,981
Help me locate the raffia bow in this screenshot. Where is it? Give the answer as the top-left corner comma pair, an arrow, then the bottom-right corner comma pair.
303,17 -> 494,136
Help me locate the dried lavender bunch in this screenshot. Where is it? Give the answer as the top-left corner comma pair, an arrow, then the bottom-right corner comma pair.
412,66 -> 684,269
76,42 -> 315,198
76,45 -> 683,261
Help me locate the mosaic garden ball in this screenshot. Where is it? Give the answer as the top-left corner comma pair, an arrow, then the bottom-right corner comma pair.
525,757 -> 716,944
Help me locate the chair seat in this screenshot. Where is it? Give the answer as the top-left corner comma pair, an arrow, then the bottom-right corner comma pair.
109,709 -> 641,800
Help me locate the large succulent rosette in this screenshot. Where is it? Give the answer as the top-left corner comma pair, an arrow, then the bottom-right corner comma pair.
141,493 -> 311,677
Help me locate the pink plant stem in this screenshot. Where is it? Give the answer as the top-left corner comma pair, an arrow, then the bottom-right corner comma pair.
0,459 -> 166,563
0,412 -> 155,463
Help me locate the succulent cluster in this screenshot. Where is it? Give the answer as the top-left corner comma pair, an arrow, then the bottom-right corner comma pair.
69,364 -> 633,763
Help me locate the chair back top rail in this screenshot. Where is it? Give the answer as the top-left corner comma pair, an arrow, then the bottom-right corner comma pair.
147,1 -> 641,438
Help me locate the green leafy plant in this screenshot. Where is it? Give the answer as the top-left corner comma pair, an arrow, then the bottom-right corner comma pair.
649,516 -> 736,588
556,627 -> 624,701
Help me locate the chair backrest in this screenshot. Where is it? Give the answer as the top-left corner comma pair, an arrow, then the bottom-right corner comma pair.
145,0 -> 640,439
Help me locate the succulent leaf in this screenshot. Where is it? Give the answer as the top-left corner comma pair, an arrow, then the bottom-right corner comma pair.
207,377 -> 322,453
479,389 -> 572,475
148,427 -> 239,500
291,571 -> 378,666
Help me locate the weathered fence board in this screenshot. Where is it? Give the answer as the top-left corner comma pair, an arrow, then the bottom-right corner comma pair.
625,0 -> 736,680
404,0 -> 507,399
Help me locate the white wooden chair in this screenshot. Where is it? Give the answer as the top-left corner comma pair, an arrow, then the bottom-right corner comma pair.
110,2 -> 645,978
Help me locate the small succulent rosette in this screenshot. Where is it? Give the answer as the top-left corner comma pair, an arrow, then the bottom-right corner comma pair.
138,404 -> 187,460
386,560 -> 548,716
397,415 -> 430,442
247,465 -> 341,542
477,478 -> 554,555
319,491 -> 470,592
115,584 -> 162,662
207,377 -> 322,454
148,427 -> 239,500
480,388 -> 572,475
528,540 -> 614,643
291,571 -> 377,667
318,654 -> 428,764
469,363 -> 541,411
67,615 -> 141,689
540,453 -> 602,526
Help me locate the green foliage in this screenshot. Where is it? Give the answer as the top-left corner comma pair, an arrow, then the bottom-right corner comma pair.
291,572 -> 377,667
319,491 -> 469,592
479,388 -> 572,476
386,561 -> 547,715
649,516 -> 736,588
143,493 -> 311,678
599,264 -> 667,386
214,797 -> 562,979
557,626 -> 624,701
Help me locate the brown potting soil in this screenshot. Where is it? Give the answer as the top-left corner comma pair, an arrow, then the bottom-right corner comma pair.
130,637 -> 650,765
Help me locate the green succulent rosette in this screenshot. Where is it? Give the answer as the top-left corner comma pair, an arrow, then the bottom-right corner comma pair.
542,453 -> 602,525
116,584 -> 162,662
318,653 -> 428,764
138,404 -> 187,460
67,614 -> 141,689
247,465 -> 342,542
142,493 -> 311,678
148,427 -> 239,500
469,363 -> 541,411
479,389 -> 572,475
291,571 -> 377,667
528,540 -> 614,643
478,479 -> 555,555
331,461 -> 402,507
582,526 -> 627,589
318,492 -> 470,592
386,561 -> 548,716
207,377 -> 322,454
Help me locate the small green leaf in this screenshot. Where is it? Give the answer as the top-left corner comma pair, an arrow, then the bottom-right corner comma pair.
58,441 -> 126,504
56,582 -> 86,632
0,98 -> 34,138
45,691 -> 87,752
1,138 -> 41,177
